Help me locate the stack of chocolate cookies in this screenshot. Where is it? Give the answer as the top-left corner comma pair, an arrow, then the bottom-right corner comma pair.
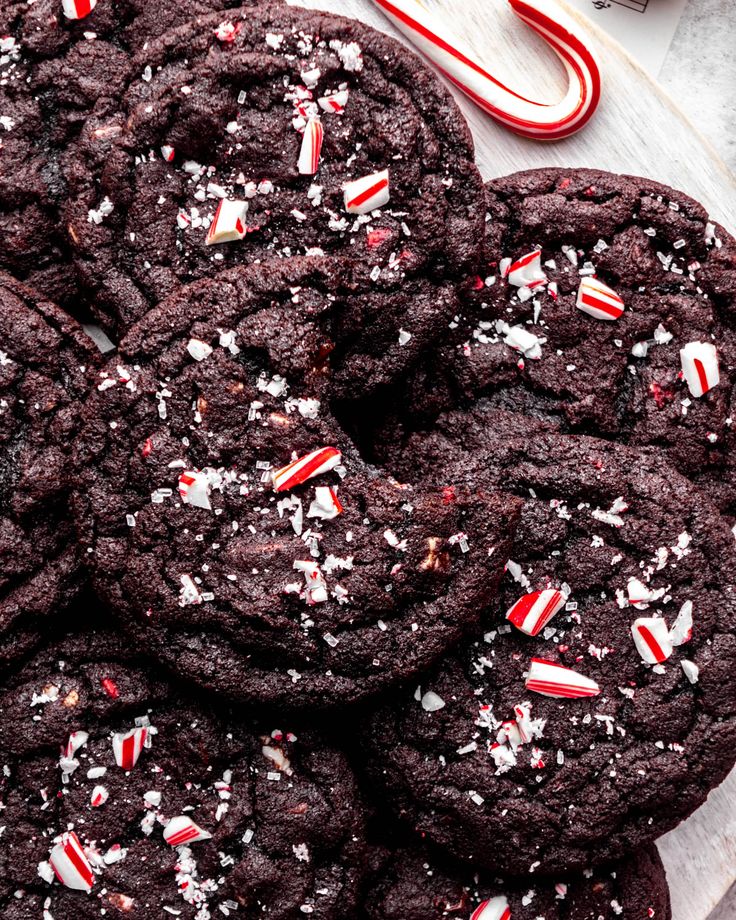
1,3 -> 734,918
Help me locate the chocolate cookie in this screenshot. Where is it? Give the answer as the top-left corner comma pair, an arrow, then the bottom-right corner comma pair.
365,842 -> 671,920
365,168 -> 736,515
365,409 -> 736,874
0,0 -> 250,305
64,3 -> 485,331
0,273 -> 97,666
0,630 -> 366,919
72,259 -> 520,708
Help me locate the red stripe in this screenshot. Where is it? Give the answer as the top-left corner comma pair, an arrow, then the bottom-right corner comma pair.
636,624 -> 666,663
528,681 -> 596,697
693,358 -> 710,395
348,177 -> 388,209
75,0 -> 93,16
276,448 -> 338,491
64,834 -> 94,888
121,733 -> 135,769
580,293 -> 622,317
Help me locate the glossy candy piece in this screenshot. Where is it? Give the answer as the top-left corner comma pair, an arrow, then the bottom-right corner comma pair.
506,588 -> 565,636
163,815 -> 213,847
205,199 -> 248,245
62,0 -> 97,20
298,119 -> 324,175
112,726 -> 148,770
631,617 -> 673,664
526,658 -> 600,698
470,896 -> 511,920
576,277 -> 624,320
49,831 -> 95,892
680,341 -> 719,397
343,170 -> 390,214
272,447 -> 342,492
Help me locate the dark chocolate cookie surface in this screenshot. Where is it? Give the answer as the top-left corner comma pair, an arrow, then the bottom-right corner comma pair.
367,168 -> 736,516
72,259 -> 520,708
0,273 -> 96,665
0,630 -> 367,919
365,842 -> 670,920
0,0 -> 249,305
366,410 -> 736,874
64,3 -> 484,331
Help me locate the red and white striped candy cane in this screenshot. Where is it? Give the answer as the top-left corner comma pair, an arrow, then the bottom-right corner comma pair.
631,617 -> 673,664
113,726 -> 148,770
680,341 -> 720,397
470,896 -> 511,920
576,277 -> 624,320
163,815 -> 213,847
205,199 -> 248,245
298,118 -> 324,175
272,447 -> 341,492
504,249 -> 547,288
370,0 -> 601,140
526,658 -> 600,698
344,170 -> 390,214
62,0 -> 97,20
49,831 -> 95,892
506,588 -> 565,636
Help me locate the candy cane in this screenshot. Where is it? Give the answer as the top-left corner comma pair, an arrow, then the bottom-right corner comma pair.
49,832 -> 95,892
163,816 -> 212,847
298,118 -> 324,175
178,470 -> 212,510
370,0 -> 601,139
344,170 -> 390,214
62,0 -> 97,20
205,199 -> 248,245
526,658 -> 600,698
506,588 -> 564,636
307,486 -> 343,520
576,277 -> 624,320
504,249 -> 547,288
272,447 -> 341,492
63,731 -> 89,759
631,617 -> 673,665
470,897 -> 511,920
680,341 -> 719,397
319,90 -> 349,114
113,726 -> 148,770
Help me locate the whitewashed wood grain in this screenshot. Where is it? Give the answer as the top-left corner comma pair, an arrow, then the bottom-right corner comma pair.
290,1 -> 736,917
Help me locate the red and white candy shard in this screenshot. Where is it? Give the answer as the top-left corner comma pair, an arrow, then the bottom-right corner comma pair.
298,118 -> 324,175
343,169 -> 390,214
506,588 -> 565,636
293,560 -> 329,604
626,577 -> 665,608
64,730 -> 89,759
90,785 -> 109,808
163,815 -> 213,847
470,896 -> 511,920
318,90 -> 349,113
161,145 -> 175,162
680,341 -> 719,397
307,485 -> 343,520
576,277 -> 624,320
48,831 -> 95,892
272,447 -> 341,492
62,0 -> 97,20
669,600 -> 693,646
178,470 -> 212,510
112,726 -> 148,771
631,617 -> 673,664
526,658 -> 600,698
205,199 -> 248,245
506,249 -> 547,288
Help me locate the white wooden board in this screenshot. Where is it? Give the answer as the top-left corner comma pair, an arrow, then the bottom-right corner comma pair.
290,1 -> 736,917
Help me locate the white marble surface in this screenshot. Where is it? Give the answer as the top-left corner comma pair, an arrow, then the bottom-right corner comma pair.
659,0 -> 736,175
664,5 -> 735,915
